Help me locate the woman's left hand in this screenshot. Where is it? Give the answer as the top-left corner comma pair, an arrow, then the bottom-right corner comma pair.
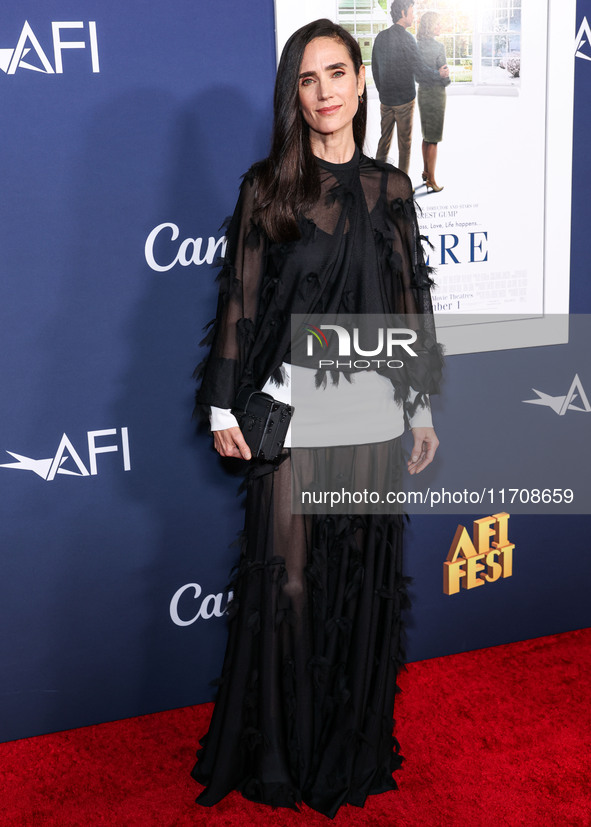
407,427 -> 439,475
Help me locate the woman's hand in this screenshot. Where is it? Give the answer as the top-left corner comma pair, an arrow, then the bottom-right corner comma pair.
407,427 -> 439,475
213,426 -> 252,460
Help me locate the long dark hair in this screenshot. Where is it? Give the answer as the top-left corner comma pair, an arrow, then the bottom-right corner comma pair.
254,19 -> 367,242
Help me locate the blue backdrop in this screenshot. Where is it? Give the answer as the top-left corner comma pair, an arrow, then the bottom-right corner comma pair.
1,0 -> 590,743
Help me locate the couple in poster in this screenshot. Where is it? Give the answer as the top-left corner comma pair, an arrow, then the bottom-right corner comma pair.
373,0 -> 450,192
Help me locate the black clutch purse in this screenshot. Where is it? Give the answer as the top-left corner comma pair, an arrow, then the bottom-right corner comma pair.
232,387 -> 294,461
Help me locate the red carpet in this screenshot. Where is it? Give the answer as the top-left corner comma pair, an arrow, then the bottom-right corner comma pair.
2,629 -> 590,826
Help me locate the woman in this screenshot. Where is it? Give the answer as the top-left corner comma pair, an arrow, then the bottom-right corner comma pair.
192,19 -> 441,818
417,12 -> 450,192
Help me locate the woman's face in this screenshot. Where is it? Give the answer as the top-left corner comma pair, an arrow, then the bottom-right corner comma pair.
298,37 -> 365,144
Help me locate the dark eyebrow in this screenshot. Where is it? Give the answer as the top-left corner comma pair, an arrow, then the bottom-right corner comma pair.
298,62 -> 347,79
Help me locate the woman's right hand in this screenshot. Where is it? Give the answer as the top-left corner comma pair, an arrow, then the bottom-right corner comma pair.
213,426 -> 252,460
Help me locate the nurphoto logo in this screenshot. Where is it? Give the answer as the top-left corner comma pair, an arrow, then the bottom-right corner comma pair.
304,323 -> 418,370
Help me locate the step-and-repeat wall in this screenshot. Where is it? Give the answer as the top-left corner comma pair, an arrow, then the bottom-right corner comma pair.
1,0 -> 590,742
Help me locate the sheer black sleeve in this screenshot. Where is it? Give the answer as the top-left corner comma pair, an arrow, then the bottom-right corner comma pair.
194,174 -> 265,412
367,161 -> 443,404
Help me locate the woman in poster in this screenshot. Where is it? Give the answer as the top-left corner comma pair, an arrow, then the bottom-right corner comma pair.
192,18 -> 440,818
417,12 -> 450,192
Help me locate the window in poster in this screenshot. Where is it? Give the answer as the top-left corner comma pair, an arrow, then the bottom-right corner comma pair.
274,0 -> 575,354
335,0 -> 522,89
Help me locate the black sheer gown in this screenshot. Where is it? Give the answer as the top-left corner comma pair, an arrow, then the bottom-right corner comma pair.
191,149 -> 440,818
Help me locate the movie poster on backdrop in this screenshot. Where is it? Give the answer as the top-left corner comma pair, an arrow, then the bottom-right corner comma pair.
274,0 -> 576,353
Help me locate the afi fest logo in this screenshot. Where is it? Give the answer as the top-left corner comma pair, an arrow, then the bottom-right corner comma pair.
523,374 -> 591,416
1,428 -> 130,481
575,17 -> 591,61
444,513 -> 514,596
0,21 -> 99,74
305,323 -> 418,370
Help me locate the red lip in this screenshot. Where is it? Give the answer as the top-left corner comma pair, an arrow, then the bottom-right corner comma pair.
317,105 -> 341,115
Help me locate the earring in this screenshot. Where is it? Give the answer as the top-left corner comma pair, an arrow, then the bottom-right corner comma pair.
359,93 -> 364,103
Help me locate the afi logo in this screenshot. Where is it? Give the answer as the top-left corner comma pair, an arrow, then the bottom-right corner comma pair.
575,17 -> 591,61
1,427 -> 130,481
523,374 -> 591,416
0,21 -> 99,75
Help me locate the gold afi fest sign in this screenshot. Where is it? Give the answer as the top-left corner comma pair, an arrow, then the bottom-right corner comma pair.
444,513 -> 514,596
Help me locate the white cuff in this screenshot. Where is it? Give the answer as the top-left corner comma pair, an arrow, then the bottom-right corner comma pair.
209,406 -> 239,431
407,391 -> 433,430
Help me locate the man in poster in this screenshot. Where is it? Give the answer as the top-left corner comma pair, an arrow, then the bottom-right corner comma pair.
372,0 -> 449,174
